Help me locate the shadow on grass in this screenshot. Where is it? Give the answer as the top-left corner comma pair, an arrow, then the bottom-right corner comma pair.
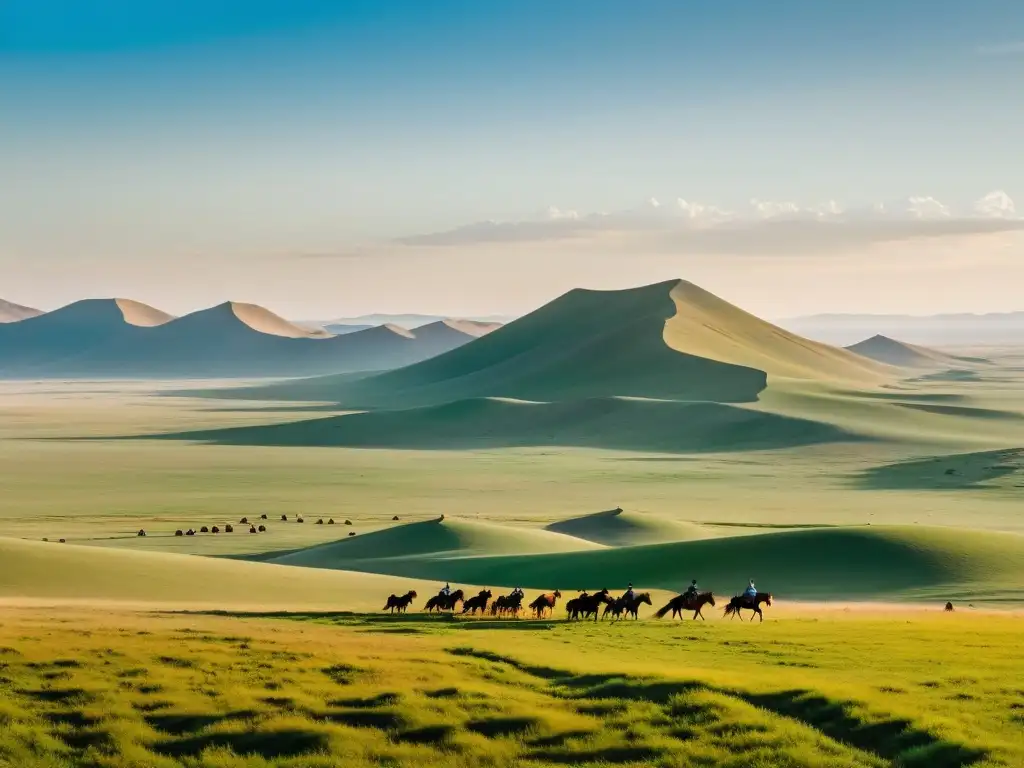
154,729 -> 329,759
452,647 -> 988,768
742,690 -> 987,768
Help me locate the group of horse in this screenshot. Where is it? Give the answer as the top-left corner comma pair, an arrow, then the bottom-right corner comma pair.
382,587 -> 774,622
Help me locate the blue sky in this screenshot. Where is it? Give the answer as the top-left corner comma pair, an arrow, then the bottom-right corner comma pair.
2,1 -> 1023,317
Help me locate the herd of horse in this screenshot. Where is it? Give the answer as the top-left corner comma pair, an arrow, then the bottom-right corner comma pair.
383,587 -> 775,622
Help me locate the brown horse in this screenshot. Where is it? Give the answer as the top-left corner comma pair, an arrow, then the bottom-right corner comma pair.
529,590 -> 562,618
603,592 -> 653,621
425,589 -> 465,613
462,589 -> 493,615
383,590 -> 417,614
654,591 -> 716,621
566,590 -> 610,621
723,592 -> 773,622
491,592 -> 524,618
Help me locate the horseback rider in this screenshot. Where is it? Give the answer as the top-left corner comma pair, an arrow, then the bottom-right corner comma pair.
440,582 -> 451,597
623,583 -> 635,602
684,579 -> 699,600
743,579 -> 757,599
511,586 -> 524,599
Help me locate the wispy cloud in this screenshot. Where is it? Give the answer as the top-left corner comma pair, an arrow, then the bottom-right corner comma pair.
395,192 -> 1024,256
976,40 -> 1024,56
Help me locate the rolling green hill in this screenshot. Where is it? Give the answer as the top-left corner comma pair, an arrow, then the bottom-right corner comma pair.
164,396 -> 864,453
270,516 -> 601,568
0,536 -> 433,610
269,525 -> 1024,603
545,507 -> 716,545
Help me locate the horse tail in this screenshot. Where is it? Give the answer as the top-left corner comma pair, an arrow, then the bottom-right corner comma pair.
653,601 -> 674,619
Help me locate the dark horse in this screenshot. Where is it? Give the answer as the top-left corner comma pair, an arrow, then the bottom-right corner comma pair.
490,592 -> 524,618
654,591 -> 716,621
603,592 -> 653,621
528,590 -> 562,618
383,590 -> 418,614
723,592 -> 773,622
462,589 -> 493,615
424,589 -> 465,613
566,590 -> 610,622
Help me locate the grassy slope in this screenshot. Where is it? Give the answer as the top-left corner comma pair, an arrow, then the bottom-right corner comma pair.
545,508 -> 716,545
663,280 -> 891,383
165,396 -> 864,453
0,537 -> 435,610
0,606 -> 1020,768
271,517 -> 602,566
270,525 -> 1024,604
224,280 -> 771,406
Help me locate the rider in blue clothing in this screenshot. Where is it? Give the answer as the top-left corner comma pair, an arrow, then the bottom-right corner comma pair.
744,579 -> 757,599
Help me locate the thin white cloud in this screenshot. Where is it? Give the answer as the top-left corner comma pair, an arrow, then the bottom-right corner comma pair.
977,40 -> 1024,56
396,192 -> 1023,254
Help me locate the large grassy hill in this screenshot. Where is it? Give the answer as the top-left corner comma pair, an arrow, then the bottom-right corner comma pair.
227,279 -> 892,408
269,525 -> 1024,604
0,536 -> 432,610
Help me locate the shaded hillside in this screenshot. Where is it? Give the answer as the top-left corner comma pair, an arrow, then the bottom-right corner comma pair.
165,396 -> 863,453
0,298 -> 175,372
230,279 -> 891,407
269,525 -> 1024,603
0,301 -> 485,378
0,298 -> 43,323
271,517 -> 601,568
846,334 -> 988,368
545,508 -> 714,546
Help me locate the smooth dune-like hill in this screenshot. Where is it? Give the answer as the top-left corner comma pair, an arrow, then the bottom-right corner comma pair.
271,525 -> 1024,603
845,334 -> 989,369
0,300 -> 486,378
0,536 -> 436,610
233,279 -> 892,407
545,508 -> 715,546
271,517 -> 601,570
0,298 -> 43,323
168,395 -> 863,453
0,298 -> 175,371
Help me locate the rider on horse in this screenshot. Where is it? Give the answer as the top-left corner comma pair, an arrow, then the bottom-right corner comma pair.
744,579 -> 757,599
623,583 -> 635,602
440,582 -> 451,597
511,586 -> 524,599
684,579 -> 699,600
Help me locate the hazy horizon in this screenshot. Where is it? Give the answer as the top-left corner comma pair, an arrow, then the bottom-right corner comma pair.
3,1 -> 1023,318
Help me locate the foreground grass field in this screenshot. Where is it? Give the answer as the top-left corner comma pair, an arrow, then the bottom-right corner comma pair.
0,606 -> 1020,768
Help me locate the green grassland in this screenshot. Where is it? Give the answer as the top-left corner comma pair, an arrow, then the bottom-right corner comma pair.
2,278 -> 1024,766
0,605 -> 1021,768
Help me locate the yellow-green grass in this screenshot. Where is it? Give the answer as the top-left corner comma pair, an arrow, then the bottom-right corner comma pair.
270,526 -> 1024,605
0,537 -> 438,611
545,507 -> 716,545
4,383 -> 1024,559
0,605 -> 1021,767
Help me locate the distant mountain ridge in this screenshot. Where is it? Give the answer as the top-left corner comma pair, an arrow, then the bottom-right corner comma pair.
0,298 -> 498,379
0,299 -> 44,323
305,312 -> 514,330
782,311 -> 1024,346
